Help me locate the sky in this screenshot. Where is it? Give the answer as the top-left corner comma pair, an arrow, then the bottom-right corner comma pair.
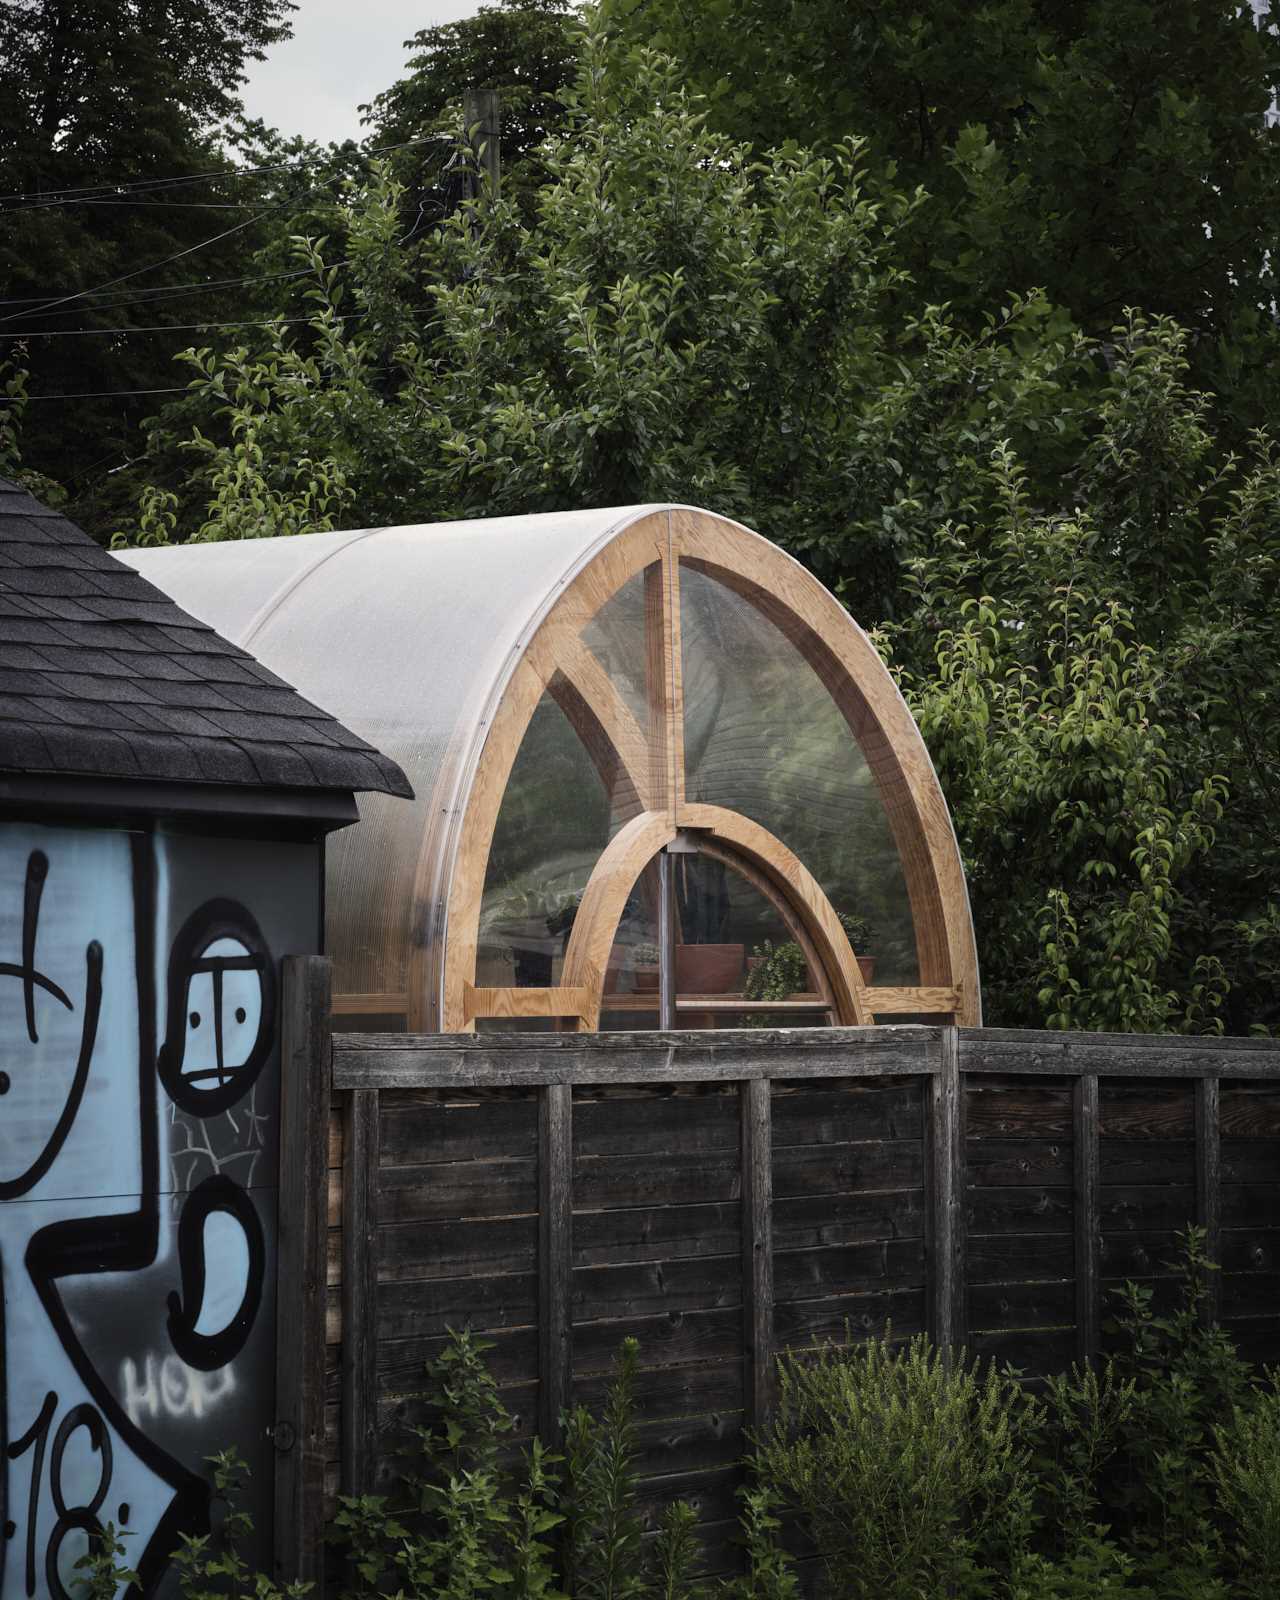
240,0 -> 482,146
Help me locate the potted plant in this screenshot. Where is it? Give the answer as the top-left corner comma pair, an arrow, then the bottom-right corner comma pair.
630,940 -> 662,992
742,911 -> 878,1003
838,911 -> 878,985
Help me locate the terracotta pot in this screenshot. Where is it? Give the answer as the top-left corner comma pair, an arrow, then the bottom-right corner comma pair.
676,943 -> 744,994
857,955 -> 876,985
634,967 -> 660,993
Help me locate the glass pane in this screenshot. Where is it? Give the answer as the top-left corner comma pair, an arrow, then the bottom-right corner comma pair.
681,564 -> 918,985
599,860 -> 662,1031
579,567 -> 652,732
673,851 -> 828,1028
478,682 -> 644,1018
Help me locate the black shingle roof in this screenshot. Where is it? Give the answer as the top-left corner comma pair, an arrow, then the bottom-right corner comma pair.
0,479 -> 412,798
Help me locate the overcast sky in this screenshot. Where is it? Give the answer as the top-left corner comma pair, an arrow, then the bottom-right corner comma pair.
241,0 -> 482,146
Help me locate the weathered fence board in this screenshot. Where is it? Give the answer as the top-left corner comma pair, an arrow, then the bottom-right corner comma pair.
277,996 -> 1280,1593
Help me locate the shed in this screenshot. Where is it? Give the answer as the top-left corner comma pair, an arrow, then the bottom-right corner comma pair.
0,476 -> 409,1594
125,504 -> 979,1035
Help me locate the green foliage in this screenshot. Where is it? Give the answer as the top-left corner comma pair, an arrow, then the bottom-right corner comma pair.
604,0 -> 1280,391
0,0 -> 297,531
72,1522 -> 140,1599
172,1449 -> 312,1600
1103,1227 -> 1251,1582
562,1338 -> 645,1600
104,11 -> 1280,1034
363,0 -> 578,212
1213,1383 -> 1280,1597
888,319 -> 1241,1032
725,1485 -> 800,1600
755,1332 -> 1040,1598
745,911 -> 876,1003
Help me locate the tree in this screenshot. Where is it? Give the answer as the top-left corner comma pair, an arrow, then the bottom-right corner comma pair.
115,16 -> 1280,1032
362,0 -> 579,215
604,0 -> 1280,418
0,0 -> 296,531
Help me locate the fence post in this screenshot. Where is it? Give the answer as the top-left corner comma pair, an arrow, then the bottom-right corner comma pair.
1196,1077 -> 1222,1326
741,1076 -> 775,1432
929,1027 -> 964,1353
342,1088 -> 381,1494
1074,1073 -> 1101,1366
539,1082 -> 573,1444
274,954 -> 332,1590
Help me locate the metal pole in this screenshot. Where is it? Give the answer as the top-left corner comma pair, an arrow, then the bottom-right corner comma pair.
658,849 -> 676,1030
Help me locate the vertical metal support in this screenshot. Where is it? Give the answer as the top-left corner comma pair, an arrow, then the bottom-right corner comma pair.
341,1088 -> 380,1496
1074,1073 -> 1101,1366
1196,1076 -> 1222,1327
657,849 -> 676,1030
741,1077 -> 775,1434
539,1082 -> 573,1445
274,955 -> 331,1592
929,1026 -> 964,1354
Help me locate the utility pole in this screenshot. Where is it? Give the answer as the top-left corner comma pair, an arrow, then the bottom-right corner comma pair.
461,88 -> 501,205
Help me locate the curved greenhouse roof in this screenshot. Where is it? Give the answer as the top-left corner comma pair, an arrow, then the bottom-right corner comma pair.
124,504 -> 980,1032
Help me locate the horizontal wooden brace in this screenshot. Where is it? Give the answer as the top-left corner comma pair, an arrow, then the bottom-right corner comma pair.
332,991 -> 408,1016
866,986 -> 962,1015
463,983 -> 591,1022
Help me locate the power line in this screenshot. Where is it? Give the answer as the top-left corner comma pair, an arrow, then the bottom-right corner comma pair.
19,386 -> 190,402
0,266 -> 316,307
0,207 -> 283,327
0,308 -> 425,340
0,134 -> 451,210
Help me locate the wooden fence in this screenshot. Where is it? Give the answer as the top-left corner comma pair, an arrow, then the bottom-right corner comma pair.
272,956 -> 1280,1588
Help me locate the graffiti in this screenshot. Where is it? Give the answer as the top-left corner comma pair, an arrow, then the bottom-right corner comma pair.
119,1358 -> 236,1428
167,1175 -> 265,1371
158,901 -> 275,1117
0,827 -> 300,1598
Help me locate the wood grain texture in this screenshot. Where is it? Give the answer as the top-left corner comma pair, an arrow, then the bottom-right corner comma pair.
341,1088 -> 380,1496
539,1082 -> 573,1443
677,803 -> 872,1025
435,505 -> 981,1031
930,1027 -> 964,1352
334,1026 -> 938,1089
866,986 -> 963,1015
741,1078 -> 775,1432
673,509 -> 980,1025
274,955 -> 332,1591
1197,1077 -> 1222,1326
463,983 -> 592,1022
1074,1073 -> 1100,1366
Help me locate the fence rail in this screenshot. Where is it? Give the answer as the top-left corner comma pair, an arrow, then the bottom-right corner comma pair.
274,956 -> 1280,1590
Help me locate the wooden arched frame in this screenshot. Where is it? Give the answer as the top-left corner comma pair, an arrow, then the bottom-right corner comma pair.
555,806 -> 872,1029
435,507 -> 980,1031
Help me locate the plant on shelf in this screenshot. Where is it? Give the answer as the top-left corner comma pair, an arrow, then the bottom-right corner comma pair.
744,911 -> 878,1002
630,940 -> 661,993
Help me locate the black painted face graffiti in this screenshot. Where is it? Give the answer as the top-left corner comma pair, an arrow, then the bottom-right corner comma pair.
158,902 -> 275,1117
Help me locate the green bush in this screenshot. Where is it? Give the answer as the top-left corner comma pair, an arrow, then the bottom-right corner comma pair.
155,1231 -> 1280,1600
754,1334 -> 1040,1599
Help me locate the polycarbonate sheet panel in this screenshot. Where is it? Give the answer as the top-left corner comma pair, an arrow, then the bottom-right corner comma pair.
680,564 -> 918,984
125,508 -> 658,1008
579,567 -> 651,730
477,691 -> 615,996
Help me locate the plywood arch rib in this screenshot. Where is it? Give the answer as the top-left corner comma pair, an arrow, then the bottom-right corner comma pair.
439,506 -> 980,1031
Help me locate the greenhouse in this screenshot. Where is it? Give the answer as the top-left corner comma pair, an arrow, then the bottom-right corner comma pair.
125,504 -> 980,1032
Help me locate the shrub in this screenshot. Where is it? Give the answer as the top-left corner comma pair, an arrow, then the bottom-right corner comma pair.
753,1332 -> 1040,1599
